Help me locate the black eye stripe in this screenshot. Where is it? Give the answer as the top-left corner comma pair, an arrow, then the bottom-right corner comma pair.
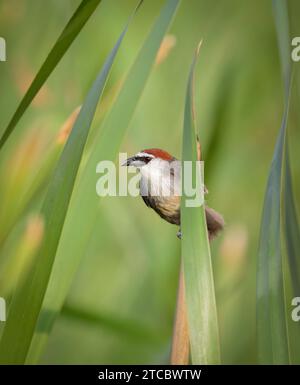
143,156 -> 152,164
135,156 -> 152,164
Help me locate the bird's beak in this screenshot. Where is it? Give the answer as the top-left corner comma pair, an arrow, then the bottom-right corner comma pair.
122,156 -> 135,167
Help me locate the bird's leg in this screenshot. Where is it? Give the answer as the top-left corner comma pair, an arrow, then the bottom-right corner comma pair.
176,228 -> 182,239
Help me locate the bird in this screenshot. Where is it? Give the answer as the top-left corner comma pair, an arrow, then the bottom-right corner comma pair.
123,148 -> 224,240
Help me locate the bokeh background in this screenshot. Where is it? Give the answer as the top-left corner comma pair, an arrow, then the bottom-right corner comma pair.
0,0 -> 299,364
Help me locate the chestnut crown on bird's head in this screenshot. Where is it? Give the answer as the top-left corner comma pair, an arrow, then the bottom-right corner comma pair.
123,148 -> 175,168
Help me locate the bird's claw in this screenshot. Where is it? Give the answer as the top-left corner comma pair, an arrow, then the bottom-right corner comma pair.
176,230 -> 182,239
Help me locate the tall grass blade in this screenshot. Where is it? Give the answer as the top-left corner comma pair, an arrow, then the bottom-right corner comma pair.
181,44 -> 221,364
26,0 -> 180,363
256,0 -> 292,364
0,0 -> 101,150
0,10 -> 132,364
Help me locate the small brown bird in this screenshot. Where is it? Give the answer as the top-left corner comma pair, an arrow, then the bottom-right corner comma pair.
123,148 -> 224,239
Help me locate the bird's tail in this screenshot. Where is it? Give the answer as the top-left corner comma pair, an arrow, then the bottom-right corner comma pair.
205,206 -> 224,240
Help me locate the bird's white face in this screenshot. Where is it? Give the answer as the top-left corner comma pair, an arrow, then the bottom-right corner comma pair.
139,157 -> 175,196
123,150 -> 181,196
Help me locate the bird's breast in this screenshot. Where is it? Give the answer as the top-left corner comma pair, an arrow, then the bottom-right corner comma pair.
140,173 -> 180,225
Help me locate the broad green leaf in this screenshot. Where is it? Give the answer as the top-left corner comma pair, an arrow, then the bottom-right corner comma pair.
26,0 -> 181,363
256,0 -> 292,364
181,45 -> 221,364
0,9 -> 132,364
0,0 -> 101,150
256,109 -> 290,364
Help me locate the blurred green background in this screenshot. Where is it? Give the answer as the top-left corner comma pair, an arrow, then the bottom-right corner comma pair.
0,0 -> 299,364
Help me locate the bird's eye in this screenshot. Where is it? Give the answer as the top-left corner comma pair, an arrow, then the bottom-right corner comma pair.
142,156 -> 152,164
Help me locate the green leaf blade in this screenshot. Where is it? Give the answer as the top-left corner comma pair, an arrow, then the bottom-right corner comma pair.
181,47 -> 221,364
0,12 -> 130,364
26,0 -> 181,363
256,0 -> 293,365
